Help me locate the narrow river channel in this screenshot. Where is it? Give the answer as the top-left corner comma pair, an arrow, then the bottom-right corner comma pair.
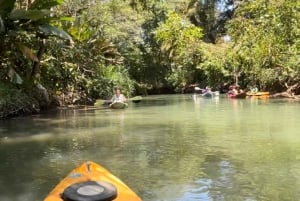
1,94 -> 300,201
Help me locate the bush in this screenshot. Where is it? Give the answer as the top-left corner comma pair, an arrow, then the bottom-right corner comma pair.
0,84 -> 40,118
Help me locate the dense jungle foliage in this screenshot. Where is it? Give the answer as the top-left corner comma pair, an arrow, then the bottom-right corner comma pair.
0,0 -> 299,117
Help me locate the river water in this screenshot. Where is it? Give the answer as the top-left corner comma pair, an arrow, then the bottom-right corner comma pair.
1,94 -> 300,201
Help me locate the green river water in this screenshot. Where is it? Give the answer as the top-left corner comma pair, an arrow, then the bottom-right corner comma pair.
0,94 -> 300,201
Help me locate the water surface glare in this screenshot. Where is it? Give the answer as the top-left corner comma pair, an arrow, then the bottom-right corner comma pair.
1,94 -> 300,201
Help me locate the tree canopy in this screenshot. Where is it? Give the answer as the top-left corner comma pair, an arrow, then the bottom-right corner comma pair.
1,0 -> 300,117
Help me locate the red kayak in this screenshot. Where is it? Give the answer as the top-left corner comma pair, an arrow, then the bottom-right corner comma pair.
228,92 -> 247,99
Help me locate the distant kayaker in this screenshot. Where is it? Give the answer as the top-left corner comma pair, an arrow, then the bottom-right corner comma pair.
228,85 -> 242,95
195,86 -> 211,94
228,85 -> 236,95
111,88 -> 127,102
250,86 -> 258,93
236,85 -> 243,94
203,86 -> 212,93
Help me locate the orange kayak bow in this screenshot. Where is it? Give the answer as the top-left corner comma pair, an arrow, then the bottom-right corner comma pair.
44,161 -> 142,201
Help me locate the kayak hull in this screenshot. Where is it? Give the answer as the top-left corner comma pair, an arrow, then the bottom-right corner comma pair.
44,161 -> 142,201
202,92 -> 213,98
202,91 -> 220,98
247,92 -> 270,96
229,92 -> 247,99
109,101 -> 128,109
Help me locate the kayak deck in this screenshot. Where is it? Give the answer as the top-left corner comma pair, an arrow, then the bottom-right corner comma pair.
44,161 -> 141,201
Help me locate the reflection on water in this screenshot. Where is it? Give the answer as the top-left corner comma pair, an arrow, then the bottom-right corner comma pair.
1,95 -> 300,201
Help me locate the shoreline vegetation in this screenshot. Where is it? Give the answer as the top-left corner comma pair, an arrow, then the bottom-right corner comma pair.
1,85 -> 299,119
1,0 -> 299,118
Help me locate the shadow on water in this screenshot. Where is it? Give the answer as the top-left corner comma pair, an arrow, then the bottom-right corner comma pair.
173,152 -> 239,201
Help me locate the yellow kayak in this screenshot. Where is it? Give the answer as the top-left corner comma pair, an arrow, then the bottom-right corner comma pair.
247,92 -> 270,96
44,161 -> 142,201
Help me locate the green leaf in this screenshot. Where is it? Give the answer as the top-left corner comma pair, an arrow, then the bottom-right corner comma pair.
18,44 -> 39,62
39,24 -> 73,42
9,9 -> 51,21
30,0 -> 64,10
0,0 -> 16,16
59,16 -> 73,22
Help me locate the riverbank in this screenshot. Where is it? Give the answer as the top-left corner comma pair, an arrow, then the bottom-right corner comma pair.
1,85 -> 300,119
0,82 -> 97,119
0,86 -> 40,119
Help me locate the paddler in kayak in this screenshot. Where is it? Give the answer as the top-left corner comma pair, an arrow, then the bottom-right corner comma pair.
111,87 -> 127,103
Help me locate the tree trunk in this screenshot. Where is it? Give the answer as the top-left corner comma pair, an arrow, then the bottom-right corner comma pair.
31,39 -> 46,80
31,39 -> 50,107
26,0 -> 32,10
271,83 -> 300,99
